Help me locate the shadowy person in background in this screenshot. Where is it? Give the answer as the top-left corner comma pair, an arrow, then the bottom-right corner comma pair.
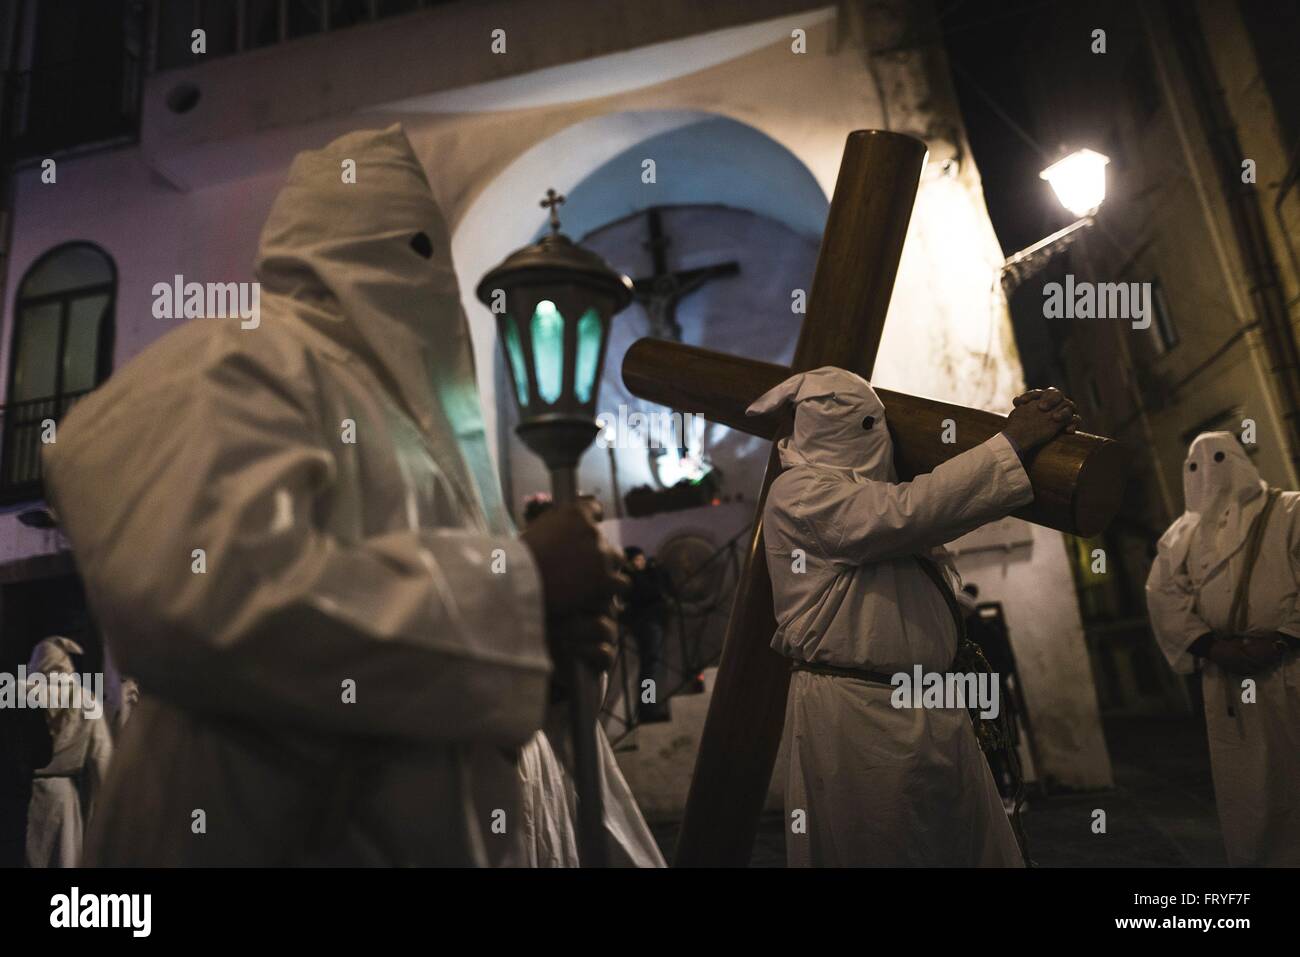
623,546 -> 672,724
25,637 -> 112,868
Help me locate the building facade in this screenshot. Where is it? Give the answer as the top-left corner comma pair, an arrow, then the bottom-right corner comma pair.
1007,0 -> 1300,715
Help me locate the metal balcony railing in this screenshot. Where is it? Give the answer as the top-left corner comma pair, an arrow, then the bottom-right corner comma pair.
0,391 -> 90,504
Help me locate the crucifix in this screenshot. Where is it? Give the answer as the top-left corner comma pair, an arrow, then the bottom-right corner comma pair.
620,130 -> 1126,867
631,207 -> 739,469
631,207 -> 740,341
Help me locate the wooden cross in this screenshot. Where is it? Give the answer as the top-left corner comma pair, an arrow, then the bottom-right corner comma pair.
619,131 -> 1126,867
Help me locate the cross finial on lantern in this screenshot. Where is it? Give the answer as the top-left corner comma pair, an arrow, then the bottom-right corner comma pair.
540,188 -> 566,235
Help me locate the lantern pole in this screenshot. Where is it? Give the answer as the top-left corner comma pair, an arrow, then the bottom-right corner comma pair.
547,461 -> 608,870
515,418 -> 608,868
478,189 -> 635,867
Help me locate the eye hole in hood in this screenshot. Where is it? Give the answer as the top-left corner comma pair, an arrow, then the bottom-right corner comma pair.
410,231 -> 433,259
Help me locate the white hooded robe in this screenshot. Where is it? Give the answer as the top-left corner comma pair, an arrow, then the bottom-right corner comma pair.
750,367 -> 1031,866
43,125 -> 659,866
25,637 -> 113,868
1145,431 -> 1300,866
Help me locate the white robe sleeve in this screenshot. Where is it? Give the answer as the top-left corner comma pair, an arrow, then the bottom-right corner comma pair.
43,364 -> 550,749
787,433 -> 1034,565
1144,534 -> 1213,675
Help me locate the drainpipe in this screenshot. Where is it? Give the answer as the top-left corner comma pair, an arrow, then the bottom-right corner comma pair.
1164,0 -> 1300,481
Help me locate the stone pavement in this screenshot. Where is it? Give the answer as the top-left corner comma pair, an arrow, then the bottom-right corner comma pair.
648,714 -> 1227,867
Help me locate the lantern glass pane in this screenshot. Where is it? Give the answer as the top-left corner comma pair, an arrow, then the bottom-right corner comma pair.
532,299 -> 565,403
574,308 -> 602,403
502,314 -> 530,407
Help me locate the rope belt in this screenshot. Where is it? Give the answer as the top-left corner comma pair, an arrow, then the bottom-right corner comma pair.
1220,488 -> 1283,718
790,659 -> 897,686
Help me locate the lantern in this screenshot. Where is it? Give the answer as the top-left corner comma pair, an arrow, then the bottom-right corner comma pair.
476,189 -> 633,498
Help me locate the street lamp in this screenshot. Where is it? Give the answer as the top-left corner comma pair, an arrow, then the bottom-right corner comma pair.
476,189 -> 633,867
1002,148 -> 1110,292
1039,148 -> 1109,218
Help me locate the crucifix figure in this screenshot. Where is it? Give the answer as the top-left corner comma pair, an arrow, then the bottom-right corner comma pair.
620,131 -> 1126,866
631,207 -> 739,471
631,207 -> 740,342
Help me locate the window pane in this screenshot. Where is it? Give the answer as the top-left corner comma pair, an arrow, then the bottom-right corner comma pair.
20,244 -> 113,297
12,302 -> 62,401
63,293 -> 109,393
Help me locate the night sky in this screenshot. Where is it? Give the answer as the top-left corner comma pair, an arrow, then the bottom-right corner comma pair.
937,0 -> 1070,256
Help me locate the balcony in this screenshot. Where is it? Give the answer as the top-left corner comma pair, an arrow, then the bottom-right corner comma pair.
0,391 -> 90,505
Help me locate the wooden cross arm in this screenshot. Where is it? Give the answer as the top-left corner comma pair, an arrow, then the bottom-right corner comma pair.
622,337 -> 1126,537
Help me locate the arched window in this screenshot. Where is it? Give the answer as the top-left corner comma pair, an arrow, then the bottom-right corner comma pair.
2,242 -> 116,501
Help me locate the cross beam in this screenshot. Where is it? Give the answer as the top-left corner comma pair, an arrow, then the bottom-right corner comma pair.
623,338 -> 1126,536
619,130 -> 1124,867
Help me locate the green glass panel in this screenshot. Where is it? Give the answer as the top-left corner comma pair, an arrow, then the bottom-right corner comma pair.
502,315 -> 530,407
574,308 -> 602,404
531,299 -> 565,404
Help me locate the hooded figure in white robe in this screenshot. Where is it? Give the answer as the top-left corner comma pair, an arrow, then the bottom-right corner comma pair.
1145,432 -> 1300,866
25,637 -> 113,868
43,124 -> 660,866
749,367 -> 1033,866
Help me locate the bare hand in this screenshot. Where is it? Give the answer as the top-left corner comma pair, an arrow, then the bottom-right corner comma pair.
1004,387 -> 1080,451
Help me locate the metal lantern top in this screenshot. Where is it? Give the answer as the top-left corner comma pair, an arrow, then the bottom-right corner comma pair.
474,189 -> 634,306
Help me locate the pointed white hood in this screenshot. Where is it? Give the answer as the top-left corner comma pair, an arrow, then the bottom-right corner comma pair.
27,636 -> 84,675
746,366 -> 895,482
254,124 -> 507,530
1156,431 -> 1268,580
